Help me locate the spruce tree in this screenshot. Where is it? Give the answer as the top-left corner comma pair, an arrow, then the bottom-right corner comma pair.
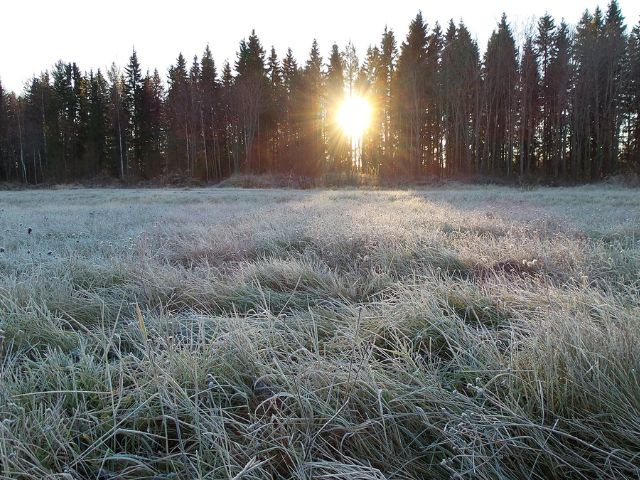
235,30 -> 267,171
189,55 -> 201,176
549,21 -> 571,178
22,74 -> 52,183
138,70 -> 165,178
442,21 -> 481,176
106,63 -> 126,179
601,0 -> 626,175
219,60 -> 237,175
326,43 -> 347,172
200,45 -> 218,180
0,79 -> 6,179
87,70 -> 109,175
536,13 -> 556,175
360,45 -> 382,174
424,22 -> 443,173
73,64 -> 90,178
265,46 -> 283,172
281,48 -> 300,172
4,92 -> 25,181
378,27 -> 397,175
51,61 -> 76,179
124,50 -> 143,176
2,3 -> 638,184
572,9 -> 603,179
394,12 -> 428,176
483,14 -> 518,176
625,21 -> 640,170
300,39 -> 324,176
519,37 -> 541,176
167,53 -> 190,174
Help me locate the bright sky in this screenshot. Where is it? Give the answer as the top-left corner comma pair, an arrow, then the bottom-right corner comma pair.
1,0 -> 639,92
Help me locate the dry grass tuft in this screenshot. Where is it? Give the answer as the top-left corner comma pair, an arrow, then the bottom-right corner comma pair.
0,185 -> 638,478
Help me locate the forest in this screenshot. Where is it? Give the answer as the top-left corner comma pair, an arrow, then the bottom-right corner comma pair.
0,1 -> 639,184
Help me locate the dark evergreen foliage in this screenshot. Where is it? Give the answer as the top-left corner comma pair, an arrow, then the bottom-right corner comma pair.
0,1 -> 638,184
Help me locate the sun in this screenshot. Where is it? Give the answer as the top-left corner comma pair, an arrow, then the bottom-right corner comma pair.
336,95 -> 372,138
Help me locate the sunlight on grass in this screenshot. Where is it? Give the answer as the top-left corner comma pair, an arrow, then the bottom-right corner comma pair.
0,186 -> 638,478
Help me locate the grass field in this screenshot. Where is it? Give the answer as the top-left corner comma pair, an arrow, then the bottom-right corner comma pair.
0,186 -> 639,479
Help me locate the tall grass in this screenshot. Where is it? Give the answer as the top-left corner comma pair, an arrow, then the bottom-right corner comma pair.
0,186 -> 638,478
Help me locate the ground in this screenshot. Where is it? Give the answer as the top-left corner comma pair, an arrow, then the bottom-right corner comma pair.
0,186 -> 638,479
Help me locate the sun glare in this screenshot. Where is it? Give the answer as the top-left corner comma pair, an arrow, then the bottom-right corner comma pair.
337,95 -> 372,138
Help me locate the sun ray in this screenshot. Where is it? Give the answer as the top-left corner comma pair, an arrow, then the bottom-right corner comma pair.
337,95 -> 372,139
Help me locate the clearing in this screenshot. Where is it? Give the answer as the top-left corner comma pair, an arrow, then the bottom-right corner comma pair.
0,186 -> 639,479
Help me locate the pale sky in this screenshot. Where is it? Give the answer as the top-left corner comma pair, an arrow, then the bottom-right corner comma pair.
1,0 -> 639,93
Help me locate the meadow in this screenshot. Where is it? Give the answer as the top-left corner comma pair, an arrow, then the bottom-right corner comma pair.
0,185 -> 638,479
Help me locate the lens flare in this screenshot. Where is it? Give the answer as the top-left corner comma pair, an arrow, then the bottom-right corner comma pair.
337,95 -> 372,138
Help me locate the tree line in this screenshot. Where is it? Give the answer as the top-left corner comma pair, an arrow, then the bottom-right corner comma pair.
1,1 -> 639,184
